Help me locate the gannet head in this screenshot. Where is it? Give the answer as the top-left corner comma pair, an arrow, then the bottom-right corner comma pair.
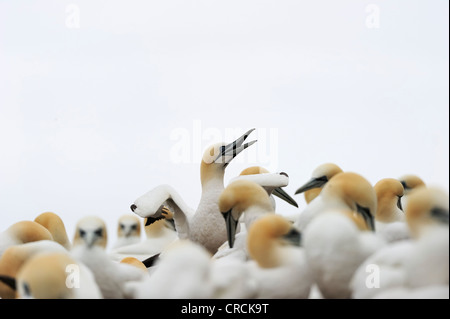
374,178 -> 405,222
406,187 -> 449,238
117,214 -> 141,238
219,180 -> 273,248
321,172 -> 377,231
295,163 -> 343,202
247,214 -> 301,268
399,174 -> 426,195
200,128 -> 256,186
16,253 -> 80,299
73,216 -> 108,249
34,212 -> 71,250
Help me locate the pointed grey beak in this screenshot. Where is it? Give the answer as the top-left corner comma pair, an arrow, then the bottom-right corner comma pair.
215,128 -> 257,167
397,196 -> 403,211
272,187 -> 298,208
282,228 -> 302,246
356,204 -> 375,231
0,275 -> 17,291
430,207 -> 449,225
295,176 -> 328,195
222,210 -> 239,248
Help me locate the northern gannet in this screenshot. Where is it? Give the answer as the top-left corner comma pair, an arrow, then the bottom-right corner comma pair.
71,216 -> 146,298
130,128 -> 257,254
294,172 -> 377,232
295,163 -> 343,204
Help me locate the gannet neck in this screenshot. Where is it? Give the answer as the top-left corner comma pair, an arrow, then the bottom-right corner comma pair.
375,179 -> 404,223
243,205 -> 273,229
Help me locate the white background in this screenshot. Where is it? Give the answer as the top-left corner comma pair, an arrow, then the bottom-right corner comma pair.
0,0 -> 448,250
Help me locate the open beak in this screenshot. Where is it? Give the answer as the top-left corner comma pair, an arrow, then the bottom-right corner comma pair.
222,210 -> 239,248
295,176 -> 328,195
356,204 -> 375,231
282,228 -> 302,246
215,128 -> 257,167
272,187 -> 299,208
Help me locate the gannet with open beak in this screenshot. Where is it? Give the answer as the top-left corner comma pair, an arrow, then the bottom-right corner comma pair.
294,172 -> 377,232
295,163 -> 343,204
130,128 -> 257,254
351,187 -> 449,299
374,178 -> 410,243
303,209 -> 385,298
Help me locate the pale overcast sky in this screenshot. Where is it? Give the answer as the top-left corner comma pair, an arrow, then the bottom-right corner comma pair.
0,0 -> 448,248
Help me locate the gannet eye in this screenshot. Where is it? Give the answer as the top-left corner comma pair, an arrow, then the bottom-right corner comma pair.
94,228 -> 103,237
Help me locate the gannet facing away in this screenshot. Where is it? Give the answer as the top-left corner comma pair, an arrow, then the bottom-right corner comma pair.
0,221 -> 53,258
294,172 -> 377,232
71,216 -> 146,298
112,214 -> 142,250
131,128 -> 257,254
34,212 -> 72,250
295,163 -> 343,204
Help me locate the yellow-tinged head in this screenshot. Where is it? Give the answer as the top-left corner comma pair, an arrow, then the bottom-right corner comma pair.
399,175 -> 426,194
73,216 -> 107,249
16,253 -> 77,299
374,178 -> 405,222
322,172 -> 377,230
219,180 -> 273,217
34,212 -> 71,250
296,163 -> 343,202
120,257 -> 148,272
200,129 -> 256,186
239,166 -> 270,175
247,214 -> 300,268
117,214 -> 141,238
405,187 -> 449,238
6,221 -> 53,244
